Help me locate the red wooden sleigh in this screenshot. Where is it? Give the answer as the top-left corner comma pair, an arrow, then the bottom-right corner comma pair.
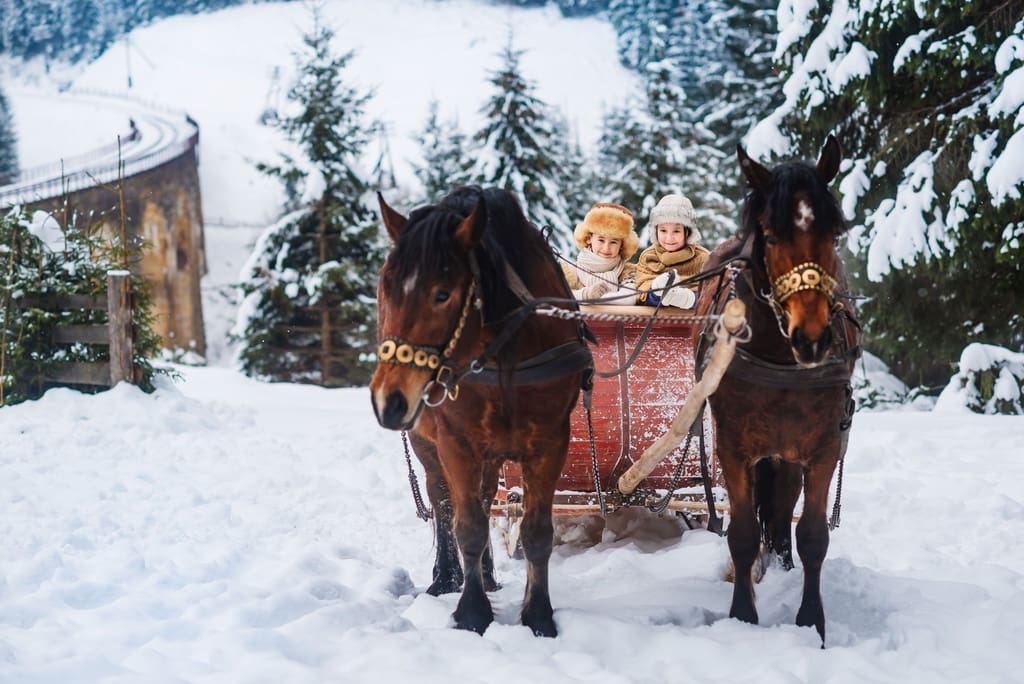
492,304 -> 724,543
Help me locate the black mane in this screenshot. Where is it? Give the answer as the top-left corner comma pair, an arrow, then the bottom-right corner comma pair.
387,186 -> 555,324
739,160 -> 848,243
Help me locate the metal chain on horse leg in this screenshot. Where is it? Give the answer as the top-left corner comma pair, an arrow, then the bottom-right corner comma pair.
401,430 -> 433,522
830,385 -> 854,530
583,390 -> 607,517
698,413 -> 724,535
829,453 -> 844,530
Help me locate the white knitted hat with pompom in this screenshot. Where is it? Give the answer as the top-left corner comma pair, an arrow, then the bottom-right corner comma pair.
647,194 -> 702,244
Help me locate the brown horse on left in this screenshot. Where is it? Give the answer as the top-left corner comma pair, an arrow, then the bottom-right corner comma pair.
370,186 -> 591,637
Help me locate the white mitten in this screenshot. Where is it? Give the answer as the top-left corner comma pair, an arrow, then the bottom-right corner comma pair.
650,271 -> 674,291
579,279 -> 613,300
662,287 -> 696,309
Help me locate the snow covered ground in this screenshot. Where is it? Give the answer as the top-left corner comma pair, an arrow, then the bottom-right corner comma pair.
2,367 -> 1023,682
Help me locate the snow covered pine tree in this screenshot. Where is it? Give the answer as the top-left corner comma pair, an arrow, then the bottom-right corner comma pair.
0,81 -> 17,183
237,8 -> 384,387
470,39 -> 574,252
756,1 -> 1024,388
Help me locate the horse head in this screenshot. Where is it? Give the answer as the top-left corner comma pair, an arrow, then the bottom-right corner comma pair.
738,134 -> 846,366
370,192 -> 486,430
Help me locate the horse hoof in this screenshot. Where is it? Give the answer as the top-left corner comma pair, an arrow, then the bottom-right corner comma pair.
523,612 -> 557,638
426,579 -> 462,596
453,595 -> 494,635
796,607 -> 825,645
453,611 -> 492,635
729,604 -> 759,625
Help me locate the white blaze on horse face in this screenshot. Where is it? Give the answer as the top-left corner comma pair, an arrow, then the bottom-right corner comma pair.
795,200 -> 815,233
402,271 -> 418,297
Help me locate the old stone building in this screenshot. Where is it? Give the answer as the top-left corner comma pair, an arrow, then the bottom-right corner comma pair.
2,108 -> 207,356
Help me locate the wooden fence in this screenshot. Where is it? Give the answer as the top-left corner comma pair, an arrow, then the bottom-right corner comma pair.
15,272 -> 134,387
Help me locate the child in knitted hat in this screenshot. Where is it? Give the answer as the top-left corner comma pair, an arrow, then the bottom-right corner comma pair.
561,203 -> 640,305
636,194 -> 710,308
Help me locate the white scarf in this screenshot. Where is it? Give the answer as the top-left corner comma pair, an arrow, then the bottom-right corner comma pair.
575,249 -> 624,287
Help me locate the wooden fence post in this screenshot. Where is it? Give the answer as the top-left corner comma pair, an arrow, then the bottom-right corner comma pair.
107,271 -> 133,385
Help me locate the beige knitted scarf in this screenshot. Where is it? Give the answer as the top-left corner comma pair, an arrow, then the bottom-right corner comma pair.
575,249 -> 625,287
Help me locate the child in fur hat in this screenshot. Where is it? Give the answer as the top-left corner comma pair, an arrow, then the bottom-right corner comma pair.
561,203 -> 639,305
636,194 -> 710,308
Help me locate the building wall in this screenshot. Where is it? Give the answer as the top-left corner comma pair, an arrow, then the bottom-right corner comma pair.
31,148 -> 207,355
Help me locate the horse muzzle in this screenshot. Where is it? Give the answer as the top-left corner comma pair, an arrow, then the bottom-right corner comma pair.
790,324 -> 832,366
370,366 -> 430,431
371,384 -> 432,431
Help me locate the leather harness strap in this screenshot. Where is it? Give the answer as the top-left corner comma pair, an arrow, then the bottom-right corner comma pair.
461,341 -> 594,387
726,347 -> 853,389
439,252 -> 593,393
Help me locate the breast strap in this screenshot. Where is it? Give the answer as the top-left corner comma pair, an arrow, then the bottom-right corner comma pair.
462,341 -> 593,387
726,346 -> 852,389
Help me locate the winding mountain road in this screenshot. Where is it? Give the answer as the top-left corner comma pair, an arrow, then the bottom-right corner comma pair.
0,89 -> 198,208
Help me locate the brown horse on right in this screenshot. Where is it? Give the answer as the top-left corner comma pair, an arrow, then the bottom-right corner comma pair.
696,135 -> 861,644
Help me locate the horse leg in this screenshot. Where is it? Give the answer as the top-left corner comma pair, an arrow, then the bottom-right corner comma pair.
794,458 -> 836,644
446,453 -> 494,635
755,459 -> 801,570
517,441 -> 566,637
723,455 -> 760,625
407,433 -> 463,596
480,458 -> 501,592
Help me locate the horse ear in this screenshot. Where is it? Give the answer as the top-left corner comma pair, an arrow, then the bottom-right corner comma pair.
378,192 -> 407,243
816,134 -> 842,184
454,197 -> 486,251
737,144 -> 772,193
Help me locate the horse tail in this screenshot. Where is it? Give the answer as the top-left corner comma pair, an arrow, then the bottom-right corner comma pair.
753,459 -> 801,561
753,459 -> 776,547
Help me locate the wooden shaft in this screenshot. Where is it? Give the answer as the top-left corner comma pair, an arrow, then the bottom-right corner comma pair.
107,271 -> 134,385
617,299 -> 746,495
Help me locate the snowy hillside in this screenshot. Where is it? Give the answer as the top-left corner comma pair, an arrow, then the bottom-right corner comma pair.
7,0 -> 638,227
1,366 -> 1023,682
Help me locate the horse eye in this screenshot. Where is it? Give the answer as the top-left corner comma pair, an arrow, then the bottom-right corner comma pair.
764,234 -> 779,246
433,290 -> 450,304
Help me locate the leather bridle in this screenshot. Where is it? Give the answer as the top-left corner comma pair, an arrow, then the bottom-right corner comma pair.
376,250 -> 593,409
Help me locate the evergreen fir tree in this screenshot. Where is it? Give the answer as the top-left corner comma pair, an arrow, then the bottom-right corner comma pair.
0,82 -> 18,182
59,0 -> 104,62
665,0 -> 721,105
598,30 -> 691,220
238,8 -> 384,387
0,0 -> 258,63
596,104 -> 652,215
608,0 -> 649,70
554,0 -> 609,17
673,0 -> 782,241
470,38 -> 573,252
759,1 -> 1024,388
643,33 -> 688,186
411,99 -> 471,204
548,111 -> 593,239
0,208 -> 164,406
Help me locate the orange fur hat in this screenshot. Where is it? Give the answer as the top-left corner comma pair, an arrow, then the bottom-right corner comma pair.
573,203 -> 639,260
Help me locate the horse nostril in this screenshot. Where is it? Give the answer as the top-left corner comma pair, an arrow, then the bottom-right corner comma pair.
791,327 -> 807,350
381,391 -> 409,429
791,326 -> 830,363
818,326 -> 832,352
